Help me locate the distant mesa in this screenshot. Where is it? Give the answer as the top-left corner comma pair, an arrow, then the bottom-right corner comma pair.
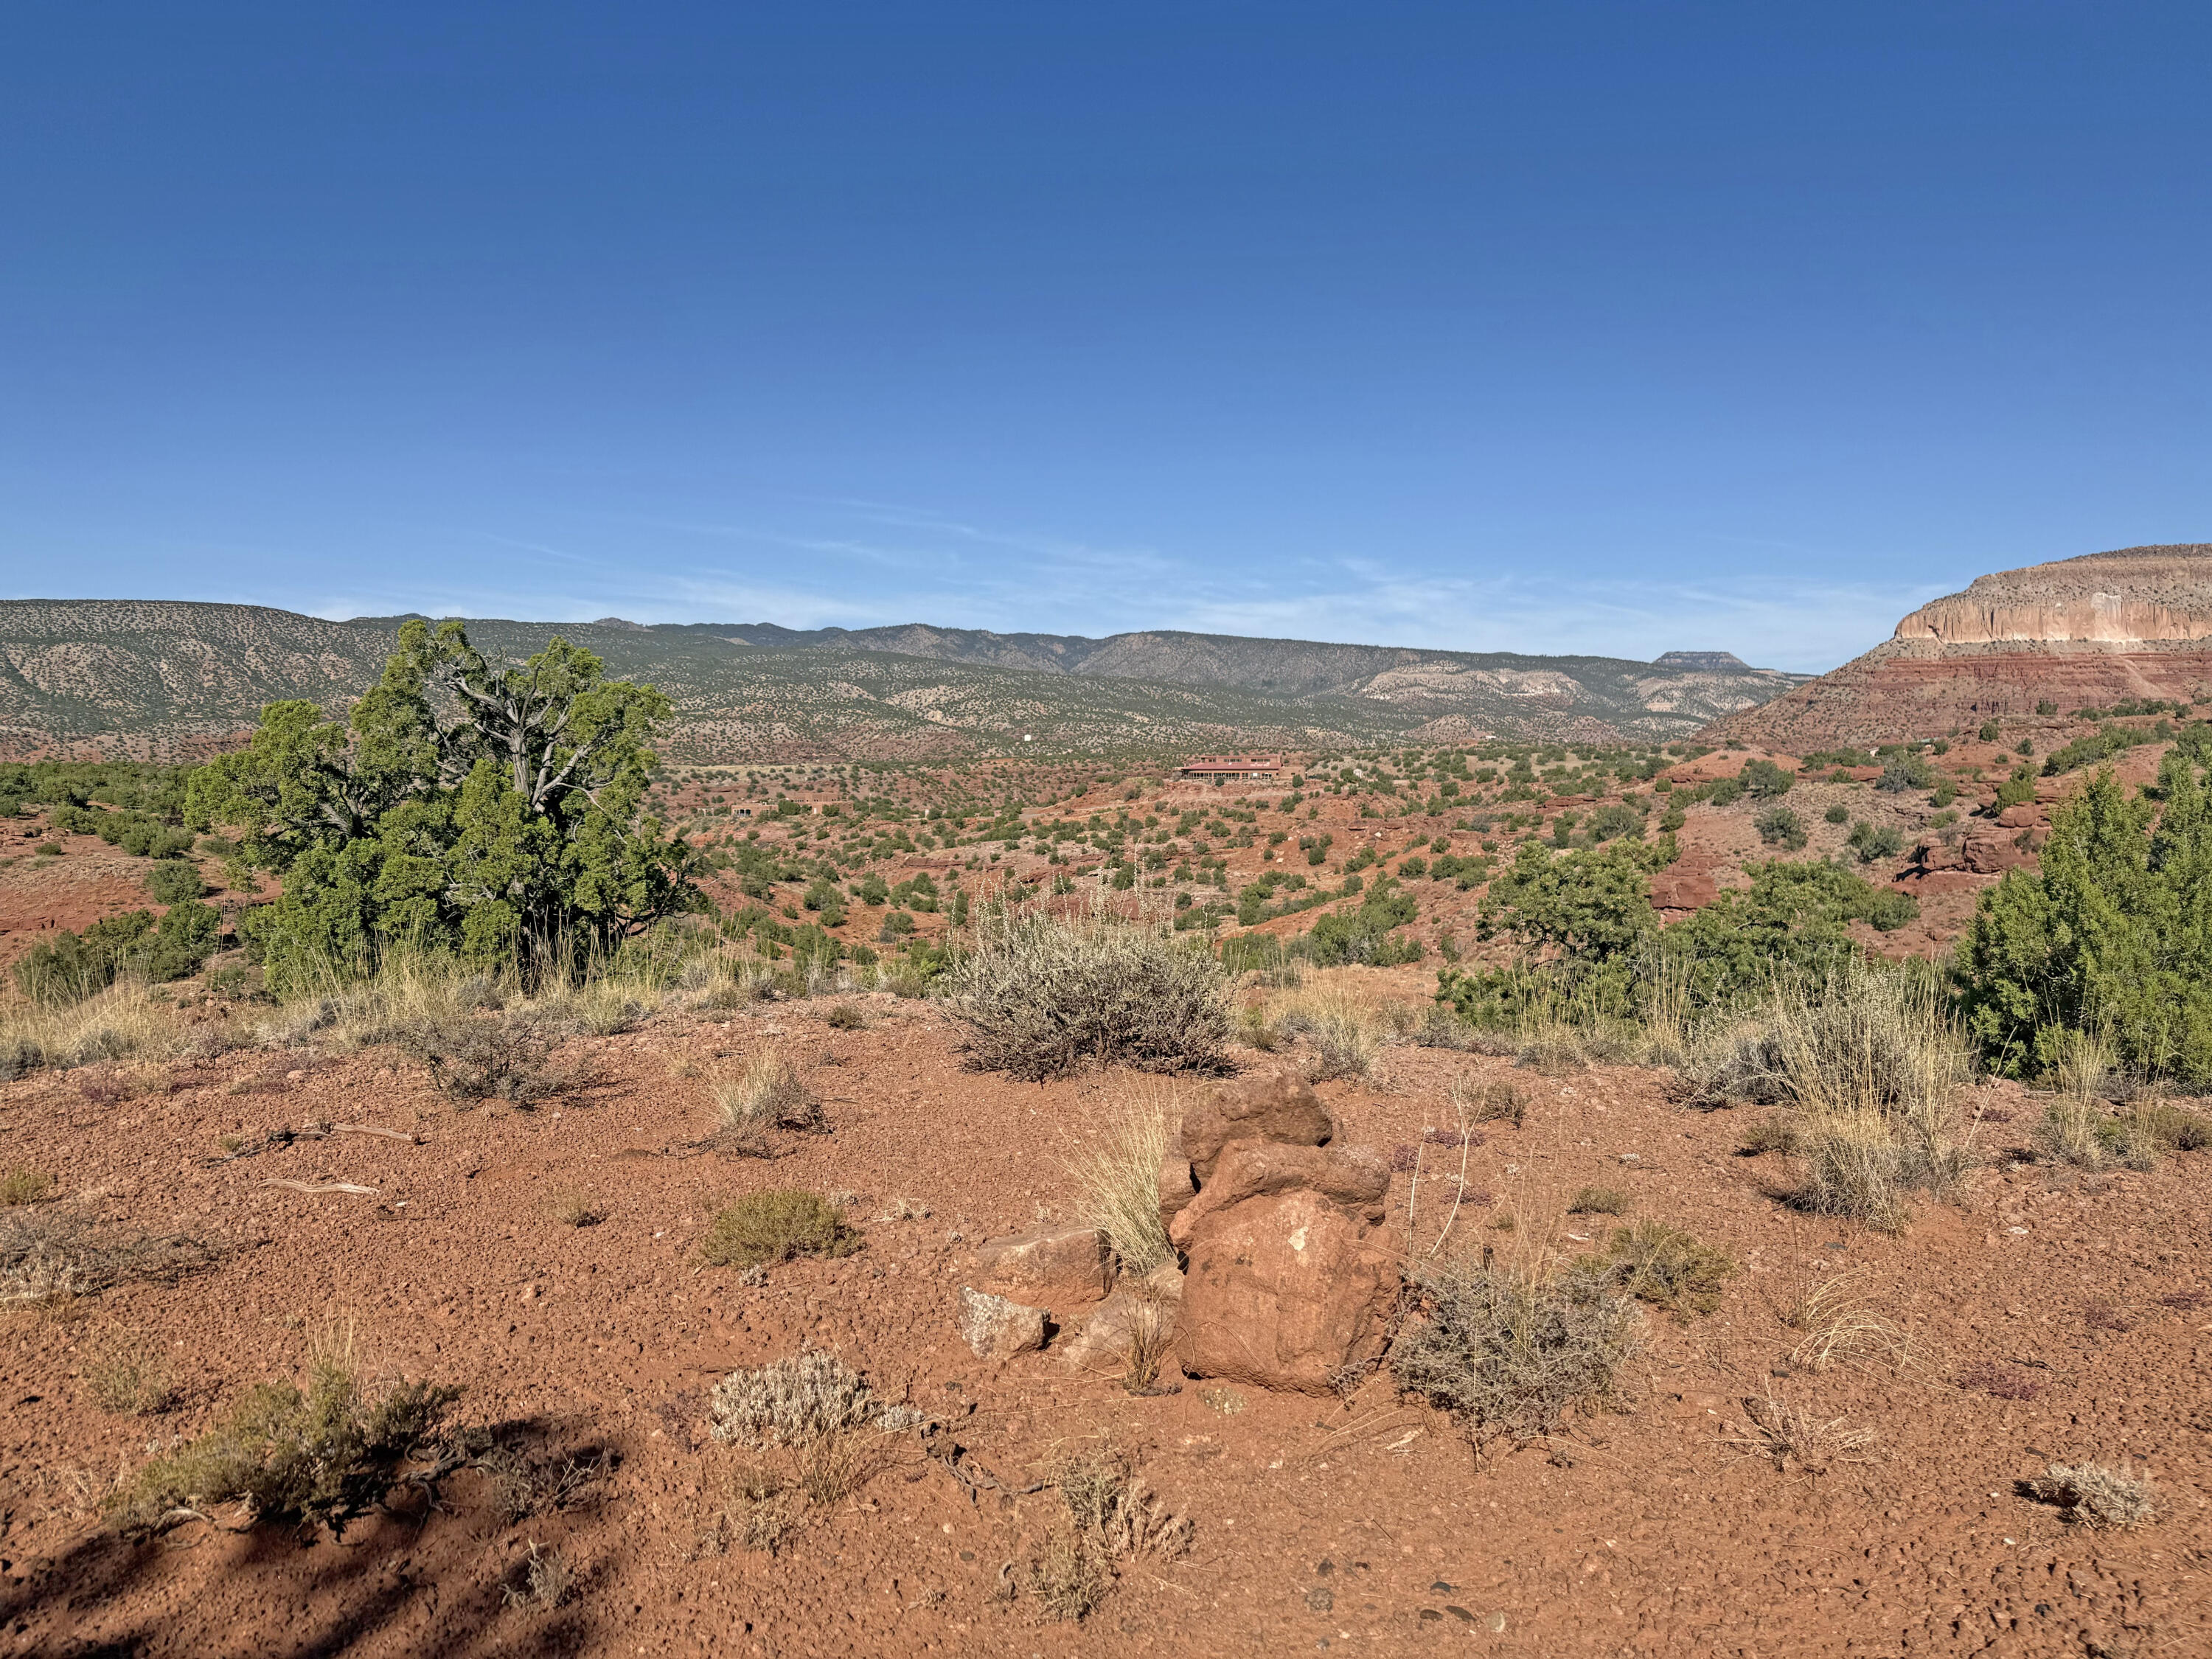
1652,650 -> 1749,671
1705,543 -> 2212,749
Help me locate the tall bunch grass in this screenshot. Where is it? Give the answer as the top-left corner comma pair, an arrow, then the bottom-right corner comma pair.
1069,1082 -> 1175,1274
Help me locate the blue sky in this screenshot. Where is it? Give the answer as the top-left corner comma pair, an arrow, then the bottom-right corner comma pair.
3,2 -> 2208,672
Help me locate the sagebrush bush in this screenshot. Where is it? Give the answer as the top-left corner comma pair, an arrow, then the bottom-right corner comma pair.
105,1348 -> 460,1537
945,911 -> 1231,1080
699,1191 -> 859,1269
1391,1252 -> 1642,1452
709,1351 -> 924,1509
393,1009 -> 566,1104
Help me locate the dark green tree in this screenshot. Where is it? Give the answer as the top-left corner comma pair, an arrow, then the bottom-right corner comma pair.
189,621 -> 699,992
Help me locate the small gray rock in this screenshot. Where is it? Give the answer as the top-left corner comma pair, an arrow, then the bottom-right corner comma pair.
956,1286 -> 1046,1360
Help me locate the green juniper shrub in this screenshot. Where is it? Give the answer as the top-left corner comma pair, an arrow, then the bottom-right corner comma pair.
187,620 -> 698,996
1846,821 -> 1905,864
1961,746 -> 2212,1084
1824,803 -> 1850,825
1739,759 -> 1793,799
144,860 -> 206,905
1753,806 -> 1808,851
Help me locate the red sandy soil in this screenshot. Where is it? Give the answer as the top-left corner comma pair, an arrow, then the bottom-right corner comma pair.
4,984 -> 2208,1658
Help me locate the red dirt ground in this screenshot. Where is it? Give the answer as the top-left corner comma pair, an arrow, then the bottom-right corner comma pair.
4,982 -> 2208,1658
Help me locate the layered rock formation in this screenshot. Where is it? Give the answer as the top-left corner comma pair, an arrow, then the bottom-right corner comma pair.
1705,544 -> 2212,749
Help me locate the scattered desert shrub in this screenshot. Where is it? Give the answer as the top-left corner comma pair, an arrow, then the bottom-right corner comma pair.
393,1009 -> 567,1105
711,1054 -> 824,1151
1585,1220 -> 1731,1316
545,1190 -> 604,1228
1,1209 -> 222,1307
1027,1450 -> 1192,1623
105,1344 -> 461,1537
0,981 -> 185,1078
1454,1074 -> 1528,1128
85,1331 -> 180,1415
14,904 -> 221,1004
1678,965 -> 1972,1230
698,1191 -> 859,1270
1273,984 -> 1382,1080
502,1542 -> 574,1612
1753,806 -> 1808,851
1,1168 -> 52,1206
1735,1115 -> 1799,1156
945,909 -> 1231,1080
709,1351 -> 923,1507
824,1001 -> 866,1030
1069,1084 -> 1175,1275
1726,1393 -> 1873,1474
1391,1251 -> 1643,1453
144,860 -> 206,905
2021,1462 -> 2158,1529
1566,1186 -> 1630,1217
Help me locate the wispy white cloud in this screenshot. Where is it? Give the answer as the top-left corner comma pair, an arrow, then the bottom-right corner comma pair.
293,498 -> 1957,673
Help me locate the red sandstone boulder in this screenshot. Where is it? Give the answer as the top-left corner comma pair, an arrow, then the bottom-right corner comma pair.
1914,838 -> 1964,872
1961,828 -> 2031,874
1649,869 -> 1718,911
1995,803 -> 2041,829
1180,1071 -> 1335,1181
1158,1153 -> 1197,1235
975,1224 -> 1112,1309
1177,1190 -> 1397,1396
1166,1141 -> 1388,1249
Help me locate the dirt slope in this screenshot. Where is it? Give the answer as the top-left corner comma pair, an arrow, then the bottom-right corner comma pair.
3,992 -> 2206,1657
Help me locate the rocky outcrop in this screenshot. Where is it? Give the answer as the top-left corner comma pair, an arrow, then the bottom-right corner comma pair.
1703,544 -> 2212,750
1177,1190 -> 1398,1396
1180,1071 -> 1335,1180
1166,1071 -> 1397,1395
973,1224 -> 1112,1310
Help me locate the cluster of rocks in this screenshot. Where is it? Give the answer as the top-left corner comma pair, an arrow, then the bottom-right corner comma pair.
955,1071 -> 1399,1398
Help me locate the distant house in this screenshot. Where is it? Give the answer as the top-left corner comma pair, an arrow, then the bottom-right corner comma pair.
1177,753 -> 1284,782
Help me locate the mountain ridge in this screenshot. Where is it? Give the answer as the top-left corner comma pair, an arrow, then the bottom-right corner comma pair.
0,599 -> 1807,762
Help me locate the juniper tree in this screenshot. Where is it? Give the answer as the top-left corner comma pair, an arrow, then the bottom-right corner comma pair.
189,620 -> 699,991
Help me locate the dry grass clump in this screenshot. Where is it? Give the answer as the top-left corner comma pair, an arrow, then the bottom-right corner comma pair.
1027,1449 -> 1192,1622
1566,1186 -> 1630,1217
474,1441 -> 615,1524
698,1191 -> 859,1270
1068,1083 -> 1175,1275
544,1189 -> 604,1228
2021,1462 -> 2159,1529
1726,1392 -> 1874,1475
1273,984 -> 1383,1081
708,1351 -> 925,1510
1391,1248 -> 1643,1454
944,909 -> 1231,1081
501,1541 -> 574,1612
710,1053 -> 824,1152
1,1167 -> 53,1206
85,1331 -> 181,1415
105,1343 -> 461,1537
1689,967 -> 1974,1231
1736,1115 -> 1800,1157
824,1001 -> 866,1030
1585,1220 -> 1732,1317
1781,1267 -> 1918,1374
1453,1073 -> 1528,1128
0,982 -> 185,1079
1,1209 -> 222,1307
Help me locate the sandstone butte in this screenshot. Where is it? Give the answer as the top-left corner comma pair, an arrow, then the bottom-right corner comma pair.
1703,542 -> 2212,749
